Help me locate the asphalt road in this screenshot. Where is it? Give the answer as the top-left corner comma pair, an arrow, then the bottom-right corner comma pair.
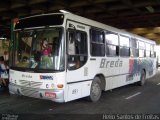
0,69 -> 160,120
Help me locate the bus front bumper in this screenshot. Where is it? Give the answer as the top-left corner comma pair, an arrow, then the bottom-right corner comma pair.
9,83 -> 64,103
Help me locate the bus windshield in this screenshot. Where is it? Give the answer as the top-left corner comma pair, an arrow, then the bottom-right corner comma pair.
12,27 -> 65,71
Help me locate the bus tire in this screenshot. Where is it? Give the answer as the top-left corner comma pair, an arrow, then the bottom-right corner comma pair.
138,70 -> 146,86
88,77 -> 102,102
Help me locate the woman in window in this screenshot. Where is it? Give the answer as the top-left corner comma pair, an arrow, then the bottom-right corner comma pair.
41,38 -> 53,68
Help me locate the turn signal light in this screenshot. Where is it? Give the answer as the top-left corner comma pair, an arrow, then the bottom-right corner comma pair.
57,84 -> 64,88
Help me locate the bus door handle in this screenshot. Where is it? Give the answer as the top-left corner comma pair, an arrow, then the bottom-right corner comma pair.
90,58 -> 96,61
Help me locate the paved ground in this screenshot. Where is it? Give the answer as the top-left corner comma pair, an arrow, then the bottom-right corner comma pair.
0,69 -> 160,120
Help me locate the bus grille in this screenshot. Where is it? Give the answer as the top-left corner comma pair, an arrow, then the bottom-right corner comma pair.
20,88 -> 39,97
19,80 -> 42,89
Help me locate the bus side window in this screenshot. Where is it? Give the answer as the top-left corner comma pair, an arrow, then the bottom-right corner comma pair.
105,31 -> 119,57
68,31 -> 76,55
91,29 -> 105,56
139,41 -> 145,58
119,35 -> 130,57
130,38 -> 138,57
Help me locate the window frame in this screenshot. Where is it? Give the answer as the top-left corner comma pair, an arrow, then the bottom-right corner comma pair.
130,38 -> 139,57
67,28 -> 88,70
105,31 -> 119,57
138,40 -> 146,58
119,35 -> 130,57
90,28 -> 105,57
145,42 -> 151,57
150,44 -> 155,58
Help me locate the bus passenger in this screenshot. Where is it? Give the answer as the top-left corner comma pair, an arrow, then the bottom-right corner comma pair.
41,38 -> 53,68
0,56 -> 8,87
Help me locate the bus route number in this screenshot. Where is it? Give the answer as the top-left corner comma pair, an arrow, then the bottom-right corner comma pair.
72,89 -> 78,94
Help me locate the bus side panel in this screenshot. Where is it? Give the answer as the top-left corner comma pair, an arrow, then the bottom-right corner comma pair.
65,81 -> 91,102
105,76 -> 125,90
105,58 -> 142,90
142,58 -> 157,79
88,57 -> 131,91
105,74 -> 139,91
156,45 -> 160,66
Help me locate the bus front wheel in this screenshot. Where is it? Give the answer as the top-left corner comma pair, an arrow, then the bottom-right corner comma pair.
88,77 -> 102,102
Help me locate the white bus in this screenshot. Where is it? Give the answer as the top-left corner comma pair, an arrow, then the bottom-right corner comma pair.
156,45 -> 160,66
9,10 -> 157,103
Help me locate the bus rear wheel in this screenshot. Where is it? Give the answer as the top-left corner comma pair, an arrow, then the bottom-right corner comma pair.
88,77 -> 102,102
138,70 -> 146,86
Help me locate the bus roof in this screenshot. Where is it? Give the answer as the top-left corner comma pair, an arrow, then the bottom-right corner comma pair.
64,12 -> 156,45
15,11 -> 156,45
